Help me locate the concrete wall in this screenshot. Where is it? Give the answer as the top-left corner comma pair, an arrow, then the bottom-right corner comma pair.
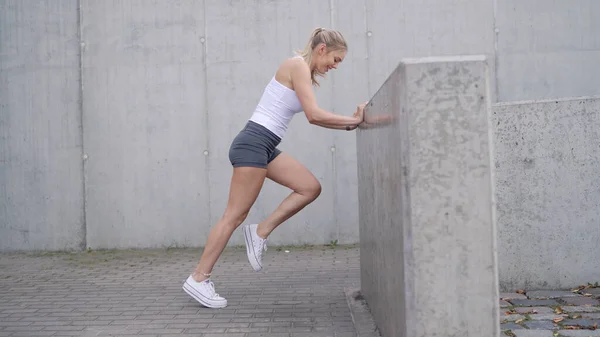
493,96 -> 600,290
1,0 -> 599,256
495,0 -> 600,101
80,0 -> 211,249
0,1 -> 85,251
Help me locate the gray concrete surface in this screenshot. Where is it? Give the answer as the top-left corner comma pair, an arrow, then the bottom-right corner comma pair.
80,0 -> 211,250
0,244 -> 381,337
356,56 -> 499,337
2,245 -> 599,337
494,0 -> 600,102
0,1 -> 85,251
493,96 -> 600,291
3,0 -> 599,253
2,1 -> 600,294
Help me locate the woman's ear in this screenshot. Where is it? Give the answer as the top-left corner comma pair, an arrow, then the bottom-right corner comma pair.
317,43 -> 326,55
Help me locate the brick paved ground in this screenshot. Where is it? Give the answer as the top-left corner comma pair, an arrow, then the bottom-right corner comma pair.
0,244 -> 379,337
500,288 -> 600,337
2,244 -> 600,337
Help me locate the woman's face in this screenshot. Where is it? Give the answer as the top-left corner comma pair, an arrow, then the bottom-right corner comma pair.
313,44 -> 346,75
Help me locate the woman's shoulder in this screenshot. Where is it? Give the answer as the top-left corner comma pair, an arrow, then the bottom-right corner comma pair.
281,55 -> 308,72
274,56 -> 309,89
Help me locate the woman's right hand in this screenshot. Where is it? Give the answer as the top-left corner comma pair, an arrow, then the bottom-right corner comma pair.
354,101 -> 368,124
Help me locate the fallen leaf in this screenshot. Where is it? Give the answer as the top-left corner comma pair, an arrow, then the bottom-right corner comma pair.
553,317 -> 564,323
516,289 -> 526,294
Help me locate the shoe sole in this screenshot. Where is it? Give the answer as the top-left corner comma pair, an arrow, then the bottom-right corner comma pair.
182,281 -> 227,309
243,225 -> 262,271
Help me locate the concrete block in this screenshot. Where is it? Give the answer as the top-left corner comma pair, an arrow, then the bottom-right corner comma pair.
356,55 -> 499,336
493,97 -> 600,290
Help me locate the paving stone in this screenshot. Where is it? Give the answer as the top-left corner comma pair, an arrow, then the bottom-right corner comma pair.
513,330 -> 555,337
558,330 -> 600,337
501,322 -> 525,331
501,300 -> 512,307
528,314 -> 565,320
501,314 -> 526,321
581,288 -> 600,297
560,296 -> 600,306
527,290 -> 582,299
575,313 -> 600,319
560,319 -> 600,328
563,306 -> 600,313
524,320 -> 559,330
514,307 -> 555,315
509,299 -> 560,307
501,292 -> 528,300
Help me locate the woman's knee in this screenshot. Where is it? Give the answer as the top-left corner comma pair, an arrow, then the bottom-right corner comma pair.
221,208 -> 250,229
303,179 -> 322,201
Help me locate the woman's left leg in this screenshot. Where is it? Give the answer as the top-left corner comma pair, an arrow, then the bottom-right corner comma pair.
259,152 -> 322,237
243,151 -> 322,271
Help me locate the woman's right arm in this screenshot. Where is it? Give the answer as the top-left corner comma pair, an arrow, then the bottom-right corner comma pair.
291,60 -> 363,128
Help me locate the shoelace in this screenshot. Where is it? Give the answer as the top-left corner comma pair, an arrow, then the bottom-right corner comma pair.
206,280 -> 220,298
255,237 -> 268,256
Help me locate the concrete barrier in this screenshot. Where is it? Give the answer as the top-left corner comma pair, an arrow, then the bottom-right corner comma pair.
493,96 -> 600,290
356,56 -> 500,337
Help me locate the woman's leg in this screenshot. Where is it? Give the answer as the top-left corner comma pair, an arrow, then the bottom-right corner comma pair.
257,152 -> 322,238
192,166 -> 267,281
243,152 -> 321,271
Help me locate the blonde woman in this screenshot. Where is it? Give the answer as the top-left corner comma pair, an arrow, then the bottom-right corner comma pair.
183,27 -> 367,308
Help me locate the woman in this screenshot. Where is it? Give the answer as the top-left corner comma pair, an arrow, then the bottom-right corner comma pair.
182,27 -> 367,308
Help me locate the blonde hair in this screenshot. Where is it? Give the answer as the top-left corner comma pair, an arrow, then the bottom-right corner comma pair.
295,27 -> 347,86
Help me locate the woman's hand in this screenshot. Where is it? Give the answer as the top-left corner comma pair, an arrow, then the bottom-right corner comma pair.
353,101 -> 368,124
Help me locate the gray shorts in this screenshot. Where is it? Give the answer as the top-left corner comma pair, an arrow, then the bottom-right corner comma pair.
228,120 -> 282,169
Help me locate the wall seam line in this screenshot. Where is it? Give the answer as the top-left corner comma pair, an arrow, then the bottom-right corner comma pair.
77,0 -> 88,251
203,0 -> 212,228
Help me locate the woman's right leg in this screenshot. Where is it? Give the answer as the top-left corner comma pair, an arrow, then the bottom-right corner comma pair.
182,165 -> 266,308
193,166 -> 267,281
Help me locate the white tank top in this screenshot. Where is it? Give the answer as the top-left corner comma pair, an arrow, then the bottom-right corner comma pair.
249,64 -> 304,139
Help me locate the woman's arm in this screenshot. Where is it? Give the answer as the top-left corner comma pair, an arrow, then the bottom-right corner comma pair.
291,60 -> 363,128
309,121 -> 358,130
309,105 -> 365,130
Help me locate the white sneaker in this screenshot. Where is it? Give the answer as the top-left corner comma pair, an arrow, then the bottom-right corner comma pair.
182,275 -> 227,308
243,224 -> 267,271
